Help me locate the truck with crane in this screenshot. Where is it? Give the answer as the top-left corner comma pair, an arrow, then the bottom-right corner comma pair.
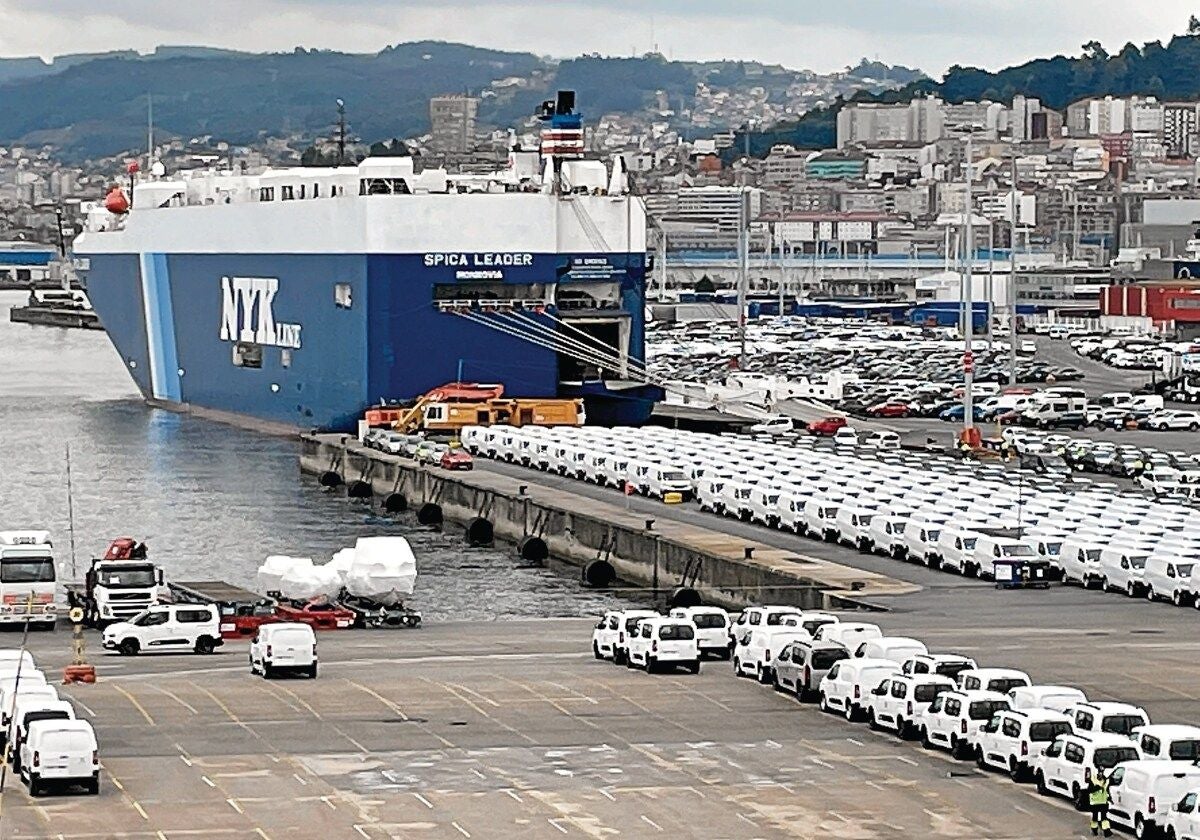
64,538 -> 167,627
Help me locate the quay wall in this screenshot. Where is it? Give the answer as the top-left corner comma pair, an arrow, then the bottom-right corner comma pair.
300,434 -> 918,611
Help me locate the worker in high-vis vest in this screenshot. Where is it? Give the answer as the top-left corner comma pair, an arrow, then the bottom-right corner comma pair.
1088,769 -> 1113,837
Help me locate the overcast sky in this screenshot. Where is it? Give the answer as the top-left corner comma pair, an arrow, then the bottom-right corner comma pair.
1,0 -> 1197,76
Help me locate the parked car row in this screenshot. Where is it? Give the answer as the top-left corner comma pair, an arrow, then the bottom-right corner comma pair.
362,429 -> 473,470
590,604 -> 1200,836
0,649 -> 98,797
465,424 -> 1200,609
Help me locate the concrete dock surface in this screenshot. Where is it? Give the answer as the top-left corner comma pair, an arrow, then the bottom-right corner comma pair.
4,601 -> 1197,839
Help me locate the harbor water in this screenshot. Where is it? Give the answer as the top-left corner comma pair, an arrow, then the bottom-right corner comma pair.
0,290 -> 639,620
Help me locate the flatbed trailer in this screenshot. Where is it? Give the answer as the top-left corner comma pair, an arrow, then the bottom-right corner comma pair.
169,581 -> 277,640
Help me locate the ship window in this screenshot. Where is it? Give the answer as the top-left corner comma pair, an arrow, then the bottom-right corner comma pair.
232,342 -> 263,369
335,283 -> 352,309
281,185 -> 295,201
281,349 -> 292,369
259,187 -> 275,201
298,184 -> 306,199
313,183 -> 320,198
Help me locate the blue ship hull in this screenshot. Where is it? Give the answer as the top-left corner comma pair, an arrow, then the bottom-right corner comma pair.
83,251 -> 648,431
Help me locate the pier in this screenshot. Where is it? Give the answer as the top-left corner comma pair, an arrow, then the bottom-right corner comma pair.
300,434 -> 918,611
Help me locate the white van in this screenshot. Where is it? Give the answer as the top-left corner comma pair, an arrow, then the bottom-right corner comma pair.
734,627 -> 811,683
816,621 -> 882,650
854,636 -> 928,665
668,606 -> 730,659
20,719 -> 99,796
1033,733 -> 1142,809
9,698 -> 75,773
834,508 -> 876,549
918,689 -> 1010,758
0,676 -> 54,745
1143,556 -> 1195,606
902,654 -> 977,681
1009,684 -> 1088,713
249,622 -> 318,679
1060,539 -> 1105,587
801,498 -> 841,540
1134,725 -> 1200,762
866,673 -> 956,739
867,515 -> 909,558
102,604 -> 223,656
1066,701 -> 1149,738
627,617 -> 701,674
903,519 -> 947,566
971,535 -> 1037,580
1098,546 -> 1150,596
749,487 -> 783,526
818,657 -> 901,722
1108,761 -> 1200,838
935,529 -> 981,575
975,707 -> 1074,780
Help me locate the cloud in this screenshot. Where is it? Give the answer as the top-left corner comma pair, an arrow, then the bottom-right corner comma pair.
0,0 -> 1196,76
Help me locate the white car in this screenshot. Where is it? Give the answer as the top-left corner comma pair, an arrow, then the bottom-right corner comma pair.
1009,684 -> 1087,713
249,622 -> 318,679
818,657 -> 901,722
772,639 -> 851,700
1098,546 -> 1150,597
1033,732 -> 1142,809
975,707 -> 1074,781
1133,725 -> 1200,761
1145,410 -> 1200,431
832,427 -> 860,447
627,617 -> 701,674
728,605 -> 803,646
20,719 -> 99,797
866,673 -> 956,739
1107,761 -> 1200,838
1065,701 -> 1150,738
102,604 -> 223,656
669,606 -> 731,659
918,689 -> 1010,759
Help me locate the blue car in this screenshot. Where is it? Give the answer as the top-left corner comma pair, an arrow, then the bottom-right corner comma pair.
938,405 -> 987,422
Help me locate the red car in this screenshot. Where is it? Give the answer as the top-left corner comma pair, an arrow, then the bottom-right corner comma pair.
274,598 -> 356,630
440,449 -> 474,470
865,401 -> 912,418
808,415 -> 848,436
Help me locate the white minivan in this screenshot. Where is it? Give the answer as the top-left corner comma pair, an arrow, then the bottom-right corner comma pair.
818,657 -> 901,722
866,673 -> 956,739
1133,725 -> 1200,761
249,622 -> 318,679
854,636 -> 928,665
1009,684 -> 1088,713
102,604 -> 223,656
20,719 -> 99,796
668,607 -> 730,659
9,697 -> 75,773
1142,556 -> 1195,606
1107,761 -> 1200,839
1034,733 -> 1142,809
627,617 -> 701,674
1098,546 -> 1150,597
816,621 -> 882,650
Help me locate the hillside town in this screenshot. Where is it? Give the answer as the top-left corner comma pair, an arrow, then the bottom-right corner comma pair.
6,78 -> 1200,332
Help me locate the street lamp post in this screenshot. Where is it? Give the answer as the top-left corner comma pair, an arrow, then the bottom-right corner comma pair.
962,132 -> 976,441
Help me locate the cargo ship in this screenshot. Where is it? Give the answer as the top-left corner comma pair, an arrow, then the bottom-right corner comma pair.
73,92 -> 659,431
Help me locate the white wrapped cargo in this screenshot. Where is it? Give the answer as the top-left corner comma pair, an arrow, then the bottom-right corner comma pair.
344,537 -> 418,605
328,547 -> 356,575
280,561 -> 342,600
257,555 -> 310,593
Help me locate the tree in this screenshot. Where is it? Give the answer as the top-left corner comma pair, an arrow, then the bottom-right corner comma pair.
1082,41 -> 1109,61
1189,15 -> 1200,36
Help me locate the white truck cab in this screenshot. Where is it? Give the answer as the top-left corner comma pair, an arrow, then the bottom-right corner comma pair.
249,622 -> 318,679
627,617 -> 701,674
103,604 -> 223,656
20,719 -> 99,796
0,531 -> 58,628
